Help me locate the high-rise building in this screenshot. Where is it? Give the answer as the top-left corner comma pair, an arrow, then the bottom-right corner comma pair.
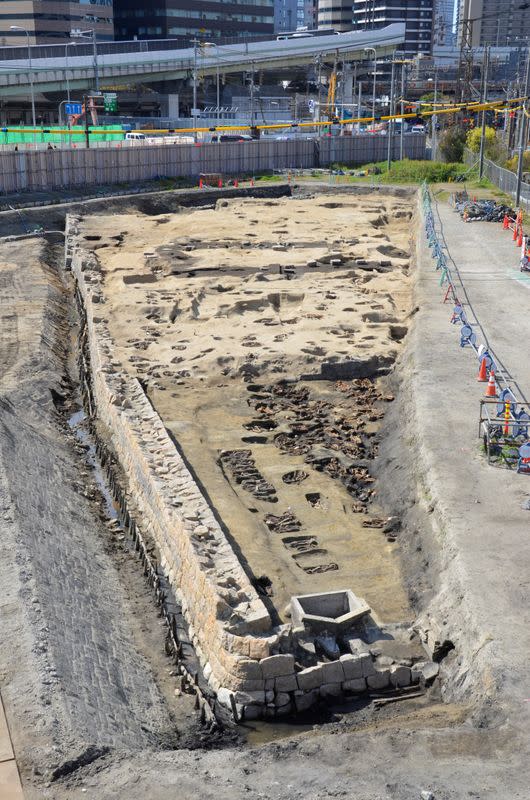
114,0 -> 274,41
317,0 -> 353,32
433,0 -> 456,46
275,0 -> 298,31
0,0 -> 114,45
351,0 -> 435,54
457,0 -> 530,47
275,0 -> 317,32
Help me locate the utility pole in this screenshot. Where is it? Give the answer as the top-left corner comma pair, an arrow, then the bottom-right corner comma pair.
216,62 -> 220,132
84,94 -> 90,148
516,49 -> 530,207
431,68 -> 438,162
10,27 -> 36,131
92,29 -> 99,93
387,58 -> 396,171
400,62 -> 405,160
357,80 -> 362,134
478,46 -> 490,179
339,62 -> 345,135
192,38 -> 198,142
249,61 -> 255,127
316,53 -> 322,138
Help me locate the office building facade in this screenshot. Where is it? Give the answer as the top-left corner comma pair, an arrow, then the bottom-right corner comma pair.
458,0 -> 530,47
0,0 -> 114,45
114,0 -> 274,41
352,0 -> 435,54
317,0 -> 352,32
432,0 -> 455,45
275,0 -> 317,32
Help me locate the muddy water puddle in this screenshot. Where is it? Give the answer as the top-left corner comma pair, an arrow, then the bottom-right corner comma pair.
68,409 -> 120,520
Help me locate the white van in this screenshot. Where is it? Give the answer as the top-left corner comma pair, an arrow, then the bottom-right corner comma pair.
125,132 -> 146,141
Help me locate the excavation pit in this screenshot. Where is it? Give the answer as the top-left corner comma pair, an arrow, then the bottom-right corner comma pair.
70,187 -> 420,717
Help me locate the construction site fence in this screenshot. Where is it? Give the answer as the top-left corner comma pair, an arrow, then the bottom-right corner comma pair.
421,182 -> 530,473
0,133 -> 425,194
464,148 -> 530,211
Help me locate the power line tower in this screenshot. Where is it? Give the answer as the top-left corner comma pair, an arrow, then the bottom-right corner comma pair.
458,7 -> 476,102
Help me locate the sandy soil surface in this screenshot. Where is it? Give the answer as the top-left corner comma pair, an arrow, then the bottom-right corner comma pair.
81,192 -> 415,626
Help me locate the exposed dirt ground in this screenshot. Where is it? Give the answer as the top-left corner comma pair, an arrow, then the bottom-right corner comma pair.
0,185 -> 528,799
82,193 -> 415,625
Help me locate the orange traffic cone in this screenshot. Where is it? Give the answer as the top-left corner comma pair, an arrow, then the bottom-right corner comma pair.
513,223 -> 518,241
477,357 -> 488,382
485,370 -> 497,397
199,177 -> 203,189
503,214 -> 509,229
234,178 -> 238,188
518,227 -> 524,247
218,177 -> 223,188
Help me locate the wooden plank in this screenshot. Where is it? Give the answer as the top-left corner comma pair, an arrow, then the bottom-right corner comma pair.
0,761 -> 24,800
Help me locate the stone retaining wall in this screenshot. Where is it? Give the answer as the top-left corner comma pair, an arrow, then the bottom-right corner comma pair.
67,214 -> 433,720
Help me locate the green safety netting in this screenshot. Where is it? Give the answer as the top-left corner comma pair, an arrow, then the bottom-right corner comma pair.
1,125 -> 124,144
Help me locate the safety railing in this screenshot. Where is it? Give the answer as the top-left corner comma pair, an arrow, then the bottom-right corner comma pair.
421,181 -> 530,474
463,148 -> 530,212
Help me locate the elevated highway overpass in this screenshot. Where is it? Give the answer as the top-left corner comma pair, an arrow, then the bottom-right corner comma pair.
0,25 -> 405,96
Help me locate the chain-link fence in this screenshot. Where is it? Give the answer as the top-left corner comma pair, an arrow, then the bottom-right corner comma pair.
464,148 -> 530,211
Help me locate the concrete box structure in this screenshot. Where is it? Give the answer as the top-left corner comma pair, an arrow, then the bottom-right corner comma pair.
291,590 -> 371,633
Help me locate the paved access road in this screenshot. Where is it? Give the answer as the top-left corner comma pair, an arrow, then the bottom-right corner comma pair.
412,195 -> 530,734
436,196 -> 530,400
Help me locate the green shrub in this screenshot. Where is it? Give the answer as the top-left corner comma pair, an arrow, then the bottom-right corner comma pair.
466,126 -> 496,153
439,125 -> 467,163
505,151 -> 530,174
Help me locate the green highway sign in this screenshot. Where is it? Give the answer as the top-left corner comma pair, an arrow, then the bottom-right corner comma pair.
103,92 -> 118,112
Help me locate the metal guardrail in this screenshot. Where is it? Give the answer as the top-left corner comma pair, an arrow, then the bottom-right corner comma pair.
421,182 -> 530,473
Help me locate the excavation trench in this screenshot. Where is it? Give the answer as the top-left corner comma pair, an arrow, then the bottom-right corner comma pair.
65,188 -> 445,723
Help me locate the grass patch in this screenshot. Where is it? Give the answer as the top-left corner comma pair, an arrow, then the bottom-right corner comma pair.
383,160 -> 470,183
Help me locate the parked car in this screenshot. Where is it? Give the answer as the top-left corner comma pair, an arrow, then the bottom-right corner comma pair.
210,134 -> 253,143
411,124 -> 426,134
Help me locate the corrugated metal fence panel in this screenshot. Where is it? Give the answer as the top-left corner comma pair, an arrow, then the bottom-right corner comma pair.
319,134 -> 425,166
0,135 -> 426,193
